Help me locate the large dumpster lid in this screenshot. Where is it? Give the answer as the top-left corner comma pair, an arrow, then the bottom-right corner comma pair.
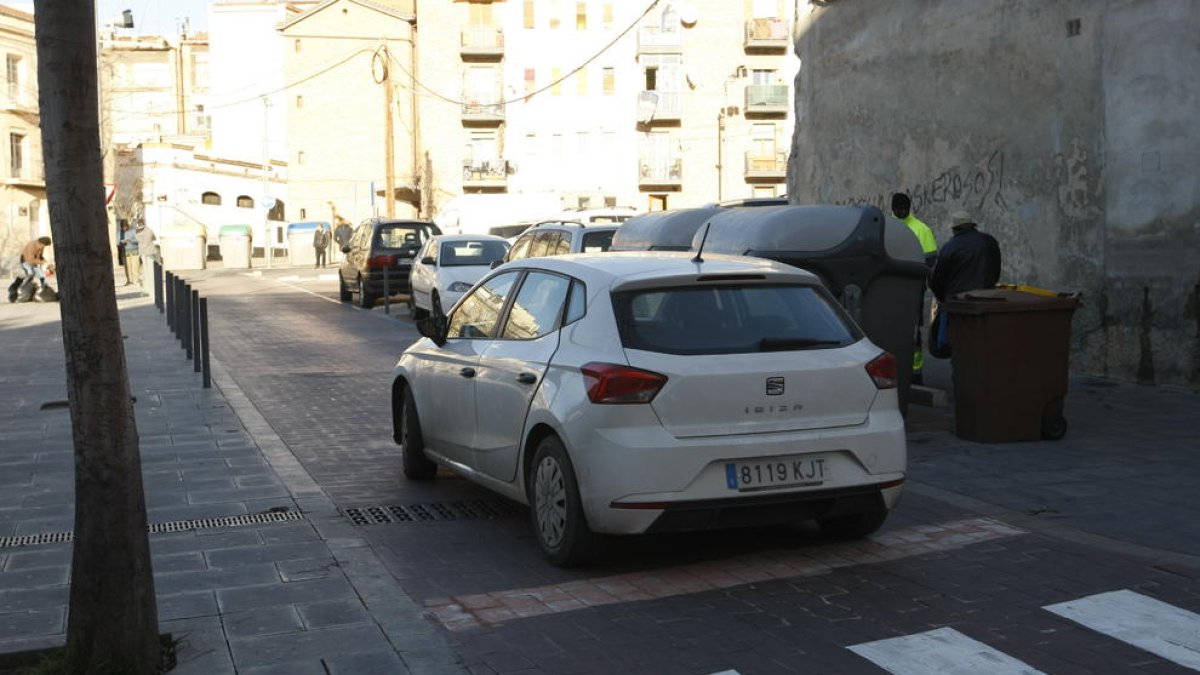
609,206 -> 723,251
219,225 -> 252,236
287,221 -> 327,233
944,288 -> 1082,315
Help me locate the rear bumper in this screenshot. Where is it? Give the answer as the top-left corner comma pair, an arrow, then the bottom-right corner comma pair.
363,268 -> 413,295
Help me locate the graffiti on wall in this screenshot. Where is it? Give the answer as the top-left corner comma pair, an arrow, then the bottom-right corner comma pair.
833,149 -> 1008,214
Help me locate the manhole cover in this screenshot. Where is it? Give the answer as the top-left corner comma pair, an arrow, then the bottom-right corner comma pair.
344,498 -> 523,525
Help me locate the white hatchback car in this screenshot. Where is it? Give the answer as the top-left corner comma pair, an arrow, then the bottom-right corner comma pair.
408,234 -> 509,319
391,253 -> 906,565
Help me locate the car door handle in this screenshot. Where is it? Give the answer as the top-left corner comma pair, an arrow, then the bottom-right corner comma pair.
516,373 -> 537,385
460,367 -> 476,378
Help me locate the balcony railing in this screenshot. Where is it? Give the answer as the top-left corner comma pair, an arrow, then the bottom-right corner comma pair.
637,25 -> 682,54
0,89 -> 36,112
460,27 -> 504,58
744,18 -> 789,50
744,151 -> 787,181
636,91 -> 682,124
461,99 -> 505,124
462,158 -> 509,188
638,157 -> 683,187
744,84 -> 789,115
7,158 -> 45,187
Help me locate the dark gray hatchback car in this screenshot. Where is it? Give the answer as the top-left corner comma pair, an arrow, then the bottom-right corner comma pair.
338,218 -> 440,308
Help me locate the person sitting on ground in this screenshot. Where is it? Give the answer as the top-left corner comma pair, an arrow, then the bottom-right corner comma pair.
20,236 -> 53,288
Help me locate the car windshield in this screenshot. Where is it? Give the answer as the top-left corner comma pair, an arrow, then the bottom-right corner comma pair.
612,283 -> 860,355
581,229 -> 616,253
377,225 -> 429,250
439,240 -> 508,266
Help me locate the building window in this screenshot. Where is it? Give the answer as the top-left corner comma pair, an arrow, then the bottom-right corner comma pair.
524,0 -> 534,28
603,3 -> 613,30
297,151 -> 305,164
296,95 -> 303,108
551,68 -> 562,96
524,68 -> 535,100
752,69 -> 777,85
576,2 -> 587,30
269,199 -> 285,221
201,191 -> 221,205
549,0 -> 562,29
604,195 -> 616,208
9,132 -> 24,177
294,39 -> 301,53
603,67 -> 614,95
753,186 -> 778,198
469,3 -> 493,25
193,104 -> 210,131
236,195 -> 254,208
649,194 -> 668,211
6,54 -> 20,102
577,67 -> 588,96
299,208 -> 307,219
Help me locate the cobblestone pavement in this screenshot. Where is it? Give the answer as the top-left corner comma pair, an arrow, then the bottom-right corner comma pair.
2,266 -> 1199,674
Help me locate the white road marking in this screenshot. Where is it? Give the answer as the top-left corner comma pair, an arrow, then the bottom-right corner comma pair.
849,627 -> 1048,675
1045,589 -> 1200,670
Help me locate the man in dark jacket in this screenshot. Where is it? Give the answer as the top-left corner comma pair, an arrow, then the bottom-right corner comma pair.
332,218 -> 353,264
929,210 -> 1001,302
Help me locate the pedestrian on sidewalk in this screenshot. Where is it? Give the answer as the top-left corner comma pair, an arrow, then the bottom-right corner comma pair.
313,223 -> 330,269
333,217 -> 353,264
20,236 -> 53,288
891,192 -> 938,384
136,221 -> 157,292
928,210 -> 1002,356
117,220 -> 132,285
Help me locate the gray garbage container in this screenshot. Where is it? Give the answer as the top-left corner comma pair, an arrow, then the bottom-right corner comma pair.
160,229 -> 208,271
609,205 -> 724,252
218,225 -> 253,269
287,222 -> 322,267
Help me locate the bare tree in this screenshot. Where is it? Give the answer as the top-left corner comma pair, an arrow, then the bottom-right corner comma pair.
33,2 -> 160,672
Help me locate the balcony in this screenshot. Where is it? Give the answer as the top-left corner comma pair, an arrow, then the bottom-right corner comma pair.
744,18 -> 789,51
638,157 -> 682,189
637,25 -> 681,54
636,91 -> 682,125
460,27 -> 504,60
462,158 -> 509,190
461,100 -> 505,125
744,84 -> 789,116
0,88 -> 36,113
744,151 -> 787,182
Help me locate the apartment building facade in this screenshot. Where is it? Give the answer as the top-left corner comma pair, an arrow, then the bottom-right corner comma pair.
0,5 -> 45,268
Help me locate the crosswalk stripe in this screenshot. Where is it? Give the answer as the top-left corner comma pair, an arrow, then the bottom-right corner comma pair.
848,627 -> 1048,675
1044,589 -> 1200,671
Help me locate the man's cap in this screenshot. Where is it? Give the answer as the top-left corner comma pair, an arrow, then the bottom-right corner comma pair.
950,210 -> 974,227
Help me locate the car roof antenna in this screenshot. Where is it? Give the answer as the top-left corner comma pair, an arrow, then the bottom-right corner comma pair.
691,222 -> 712,264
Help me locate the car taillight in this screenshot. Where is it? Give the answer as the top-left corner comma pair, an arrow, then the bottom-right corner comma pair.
581,362 -> 667,404
368,255 -> 397,269
866,352 -> 897,389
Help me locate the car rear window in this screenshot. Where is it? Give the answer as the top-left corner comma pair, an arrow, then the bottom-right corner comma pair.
440,240 -> 508,266
612,284 -> 860,355
377,225 -> 430,250
581,229 -> 615,252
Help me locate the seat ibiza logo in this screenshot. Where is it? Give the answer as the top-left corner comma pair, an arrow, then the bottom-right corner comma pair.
766,377 -> 785,395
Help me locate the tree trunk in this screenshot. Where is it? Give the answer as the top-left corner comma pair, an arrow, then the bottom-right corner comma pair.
33,3 -> 161,673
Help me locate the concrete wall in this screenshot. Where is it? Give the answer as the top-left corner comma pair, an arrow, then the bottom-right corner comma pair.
789,0 -> 1200,387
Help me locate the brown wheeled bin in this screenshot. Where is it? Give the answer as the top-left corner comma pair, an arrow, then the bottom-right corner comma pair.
943,287 -> 1081,442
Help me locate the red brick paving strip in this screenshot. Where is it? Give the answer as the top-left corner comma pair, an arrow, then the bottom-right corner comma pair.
423,517 -> 1027,631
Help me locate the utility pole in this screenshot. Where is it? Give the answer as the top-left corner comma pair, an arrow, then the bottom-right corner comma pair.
262,95 -> 273,267
383,44 -> 396,218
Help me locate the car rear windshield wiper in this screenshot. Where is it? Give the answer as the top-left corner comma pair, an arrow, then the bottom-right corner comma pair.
758,337 -> 845,351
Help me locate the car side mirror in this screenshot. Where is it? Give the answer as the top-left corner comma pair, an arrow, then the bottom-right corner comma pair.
421,256 -> 435,265
490,259 -> 503,270
341,246 -> 351,254
416,315 -> 448,347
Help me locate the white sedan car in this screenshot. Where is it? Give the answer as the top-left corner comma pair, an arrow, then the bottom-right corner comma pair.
408,234 -> 509,319
391,253 -> 906,565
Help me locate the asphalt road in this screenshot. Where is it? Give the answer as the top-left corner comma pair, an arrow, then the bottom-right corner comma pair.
187,266 -> 1200,675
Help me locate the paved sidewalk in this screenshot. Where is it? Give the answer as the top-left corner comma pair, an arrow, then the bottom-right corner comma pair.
0,284 -> 464,674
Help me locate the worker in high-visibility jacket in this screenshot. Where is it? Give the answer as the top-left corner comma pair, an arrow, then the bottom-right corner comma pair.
891,193 -> 938,385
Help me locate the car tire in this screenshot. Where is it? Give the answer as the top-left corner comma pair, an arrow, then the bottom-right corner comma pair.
529,435 -> 597,567
400,386 -> 437,480
357,276 -> 375,309
338,276 -> 351,302
431,290 -> 444,317
409,295 -> 429,320
817,501 -> 888,541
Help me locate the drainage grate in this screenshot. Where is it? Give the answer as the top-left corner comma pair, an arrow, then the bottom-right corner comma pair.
0,510 -> 305,549
344,498 -> 523,525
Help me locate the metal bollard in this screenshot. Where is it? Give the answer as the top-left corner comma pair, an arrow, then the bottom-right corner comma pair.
182,282 -> 192,359
200,297 -> 211,389
166,272 -> 175,332
154,261 -> 163,312
192,289 -> 201,373
383,267 -> 390,315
